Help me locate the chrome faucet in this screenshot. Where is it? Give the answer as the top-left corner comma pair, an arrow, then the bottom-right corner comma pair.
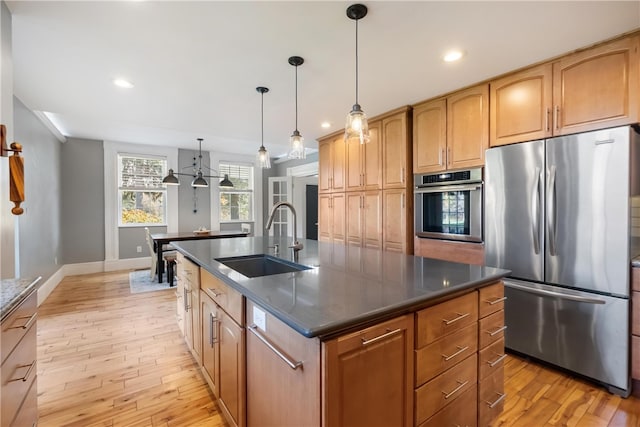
265,201 -> 304,262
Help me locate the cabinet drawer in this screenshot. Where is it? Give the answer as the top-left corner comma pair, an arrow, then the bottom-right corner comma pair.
177,253 -> 199,286
633,291 -> 640,336
418,384 -> 477,427
1,323 -> 37,427
1,290 -> 37,365
479,367 -> 506,427
10,377 -> 37,427
416,292 -> 478,347
201,269 -> 244,326
633,267 -> 640,292
479,282 -> 505,319
632,335 -> 640,380
479,309 -> 506,349
415,323 -> 477,387
479,337 -> 506,381
415,353 -> 477,425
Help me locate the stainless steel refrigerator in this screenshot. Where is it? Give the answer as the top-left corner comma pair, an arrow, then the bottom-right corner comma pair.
484,125 -> 640,396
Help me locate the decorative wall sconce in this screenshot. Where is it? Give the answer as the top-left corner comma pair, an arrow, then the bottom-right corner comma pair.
1,124 -> 25,215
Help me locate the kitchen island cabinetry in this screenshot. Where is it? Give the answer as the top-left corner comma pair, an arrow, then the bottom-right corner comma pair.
632,265 -> 640,396
176,252 -> 201,361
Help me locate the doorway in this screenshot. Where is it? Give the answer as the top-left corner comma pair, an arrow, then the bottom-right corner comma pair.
305,185 -> 318,240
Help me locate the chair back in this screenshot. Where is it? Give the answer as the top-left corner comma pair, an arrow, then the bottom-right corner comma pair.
145,227 -> 155,254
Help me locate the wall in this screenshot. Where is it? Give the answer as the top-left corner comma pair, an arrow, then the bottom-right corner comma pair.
61,137 -> 105,264
178,148 -> 211,232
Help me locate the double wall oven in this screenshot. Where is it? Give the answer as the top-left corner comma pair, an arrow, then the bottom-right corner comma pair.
414,168 -> 483,243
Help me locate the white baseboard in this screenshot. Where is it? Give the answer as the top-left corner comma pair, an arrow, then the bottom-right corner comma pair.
37,257 -> 152,306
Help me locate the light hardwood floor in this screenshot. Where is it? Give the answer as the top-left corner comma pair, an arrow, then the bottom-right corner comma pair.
37,270 -> 640,426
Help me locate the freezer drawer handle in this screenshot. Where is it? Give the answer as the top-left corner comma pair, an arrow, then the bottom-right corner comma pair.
442,345 -> 469,362
486,392 -> 507,409
487,325 -> 507,337
361,328 -> 403,346
8,312 -> 37,330
442,312 -> 470,325
487,353 -> 507,368
485,296 -> 507,306
442,380 -> 469,399
248,324 -> 303,370
505,282 -> 607,304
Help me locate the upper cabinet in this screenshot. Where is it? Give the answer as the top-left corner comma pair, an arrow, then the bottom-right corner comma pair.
346,121 -> 381,192
382,108 -> 412,189
413,84 -> 489,173
491,34 -> 639,146
319,135 -> 346,193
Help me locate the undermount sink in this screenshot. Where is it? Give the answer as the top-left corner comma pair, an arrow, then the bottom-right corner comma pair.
215,254 -> 311,278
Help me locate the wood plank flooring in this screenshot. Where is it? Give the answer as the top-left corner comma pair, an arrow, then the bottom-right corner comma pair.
37,270 -> 640,426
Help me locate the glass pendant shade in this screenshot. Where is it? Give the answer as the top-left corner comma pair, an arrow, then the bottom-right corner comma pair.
345,103 -> 370,144
288,130 -> 306,159
257,145 -> 271,169
191,171 -> 208,187
162,169 -> 180,185
219,174 -> 233,188
256,86 -> 271,169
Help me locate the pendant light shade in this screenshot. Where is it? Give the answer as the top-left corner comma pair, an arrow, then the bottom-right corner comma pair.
345,4 -> 370,145
219,174 -> 233,188
256,86 -> 271,169
162,169 -> 180,185
288,56 -> 306,159
161,138 -> 233,188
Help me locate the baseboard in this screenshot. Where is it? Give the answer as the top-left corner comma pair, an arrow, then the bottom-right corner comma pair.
64,261 -> 106,276
37,266 -> 65,307
104,257 -> 150,272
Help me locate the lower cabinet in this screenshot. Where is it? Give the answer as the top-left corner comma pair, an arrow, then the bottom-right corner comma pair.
218,310 -> 245,427
177,252 -> 201,362
200,291 -> 219,395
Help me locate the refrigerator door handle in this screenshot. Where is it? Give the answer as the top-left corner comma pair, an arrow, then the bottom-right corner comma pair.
547,165 -> 557,256
505,280 -> 606,305
531,167 -> 541,254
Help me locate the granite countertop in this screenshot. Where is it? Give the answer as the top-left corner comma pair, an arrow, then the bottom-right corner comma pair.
1,276 -> 41,321
173,237 -> 510,338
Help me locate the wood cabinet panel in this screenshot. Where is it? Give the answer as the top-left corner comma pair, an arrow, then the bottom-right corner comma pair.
479,337 -> 506,381
479,309 -> 506,349
1,323 -> 37,427
200,290 -> 219,396
446,84 -> 489,170
323,315 -> 414,427
479,367 -> 506,427
1,290 -> 36,365
383,188 -> 412,254
416,292 -> 478,348
418,384 -> 477,427
201,269 -> 244,326
553,35 -> 639,135
319,140 -> 332,193
479,282 -> 506,319
346,121 -> 381,191
633,335 -> 640,380
10,377 -> 37,427
331,193 -> 346,244
318,193 -> 332,242
415,323 -> 477,387
633,267 -> 640,291
414,353 -> 477,425
218,310 -> 245,427
414,237 -> 484,265
318,136 -> 346,193
490,63 -> 553,147
413,98 -> 447,174
383,112 -> 410,189
347,191 -> 383,249
633,291 -> 640,336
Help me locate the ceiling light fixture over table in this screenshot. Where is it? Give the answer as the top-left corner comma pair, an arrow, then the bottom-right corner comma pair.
344,3 -> 370,145
287,56 -> 306,160
256,86 -> 271,169
162,138 -> 233,188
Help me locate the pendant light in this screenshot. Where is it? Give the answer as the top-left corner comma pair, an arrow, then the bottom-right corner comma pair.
287,56 -> 306,159
162,138 -> 233,188
344,3 -> 370,145
256,86 -> 271,169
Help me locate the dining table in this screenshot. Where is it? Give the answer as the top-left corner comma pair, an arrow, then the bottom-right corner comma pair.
150,230 -> 249,282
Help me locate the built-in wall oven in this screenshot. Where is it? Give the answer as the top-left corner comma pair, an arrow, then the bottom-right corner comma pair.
414,168 -> 483,243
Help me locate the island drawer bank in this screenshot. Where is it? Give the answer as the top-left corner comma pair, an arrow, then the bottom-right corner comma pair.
172,237 -> 509,427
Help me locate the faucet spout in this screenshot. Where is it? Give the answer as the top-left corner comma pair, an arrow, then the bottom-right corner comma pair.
265,201 -> 304,261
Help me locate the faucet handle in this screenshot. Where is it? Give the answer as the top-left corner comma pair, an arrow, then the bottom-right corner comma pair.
289,241 -> 304,251
268,244 -> 279,254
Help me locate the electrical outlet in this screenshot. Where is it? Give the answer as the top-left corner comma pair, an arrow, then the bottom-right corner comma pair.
136,246 -> 142,253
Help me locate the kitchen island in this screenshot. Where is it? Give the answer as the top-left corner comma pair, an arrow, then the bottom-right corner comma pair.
172,236 -> 509,427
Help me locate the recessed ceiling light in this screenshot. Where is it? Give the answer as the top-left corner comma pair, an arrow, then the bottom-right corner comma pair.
113,78 -> 134,88
443,50 -> 464,62
321,122 -> 331,129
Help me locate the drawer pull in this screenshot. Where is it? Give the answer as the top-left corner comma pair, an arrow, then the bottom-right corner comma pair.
209,314 -> 219,346
208,288 -> 222,298
487,325 -> 507,337
442,380 -> 469,399
8,312 -> 37,330
442,345 -> 469,362
486,392 -> 507,409
361,328 -> 402,346
487,353 -> 507,368
248,324 -> 303,370
485,296 -> 507,305
9,360 -> 36,382
442,312 -> 470,326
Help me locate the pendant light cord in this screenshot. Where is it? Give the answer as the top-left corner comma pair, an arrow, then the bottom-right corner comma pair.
295,64 -> 299,131
261,91 -> 264,149
355,17 -> 359,105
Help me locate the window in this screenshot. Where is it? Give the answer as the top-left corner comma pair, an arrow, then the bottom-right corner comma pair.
118,154 -> 168,226
219,163 -> 254,222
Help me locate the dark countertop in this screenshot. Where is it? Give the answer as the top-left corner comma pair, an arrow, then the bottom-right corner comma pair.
1,276 -> 41,321
173,237 -> 510,339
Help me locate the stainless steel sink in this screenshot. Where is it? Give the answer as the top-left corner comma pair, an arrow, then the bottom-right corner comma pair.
215,254 -> 311,278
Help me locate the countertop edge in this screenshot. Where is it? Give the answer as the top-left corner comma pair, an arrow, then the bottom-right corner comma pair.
1,276 -> 42,322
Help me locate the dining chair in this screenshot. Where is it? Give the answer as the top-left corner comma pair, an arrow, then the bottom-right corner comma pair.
145,227 -> 175,280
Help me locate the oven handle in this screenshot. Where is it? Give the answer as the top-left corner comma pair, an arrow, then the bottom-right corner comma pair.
415,183 -> 482,194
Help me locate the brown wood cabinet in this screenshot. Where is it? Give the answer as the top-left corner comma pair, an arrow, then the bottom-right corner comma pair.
177,252 -> 201,362
414,237 -> 484,265
323,315 -> 414,427
218,309 -> 245,427
346,191 -> 382,249
346,121 -> 381,192
382,109 -> 412,189
632,266 -> 640,396
318,192 -> 345,244
383,188 -> 412,253
491,34 -> 640,147
413,98 -> 447,174
319,135 -> 346,193
200,290 -> 219,395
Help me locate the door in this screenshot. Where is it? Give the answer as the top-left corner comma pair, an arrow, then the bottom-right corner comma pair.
545,127 -> 630,296
484,140 -> 544,281
305,185 -> 318,240
267,176 -> 293,238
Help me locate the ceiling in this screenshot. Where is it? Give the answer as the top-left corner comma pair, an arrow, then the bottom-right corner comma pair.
6,1 -> 640,159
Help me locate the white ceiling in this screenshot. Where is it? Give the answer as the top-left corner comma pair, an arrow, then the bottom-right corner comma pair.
6,1 -> 640,159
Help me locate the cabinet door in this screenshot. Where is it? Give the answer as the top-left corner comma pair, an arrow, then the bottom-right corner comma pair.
323,315 -> 414,427
346,192 -> 363,246
490,63 -> 553,147
191,281 -> 201,362
363,121 -> 382,190
331,193 -> 346,244
200,291 -> 219,396
362,190 -> 382,249
413,98 -> 447,174
553,35 -> 639,135
318,194 -> 332,242
176,275 -> 185,335
331,136 -> 346,192
218,311 -> 245,427
318,140 -> 332,193
346,135 -> 363,192
447,84 -> 489,169
383,189 -> 409,253
183,283 -> 194,350
382,112 -> 410,189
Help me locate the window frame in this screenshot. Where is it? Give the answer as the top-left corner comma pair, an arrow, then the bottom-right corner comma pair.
218,162 -> 255,223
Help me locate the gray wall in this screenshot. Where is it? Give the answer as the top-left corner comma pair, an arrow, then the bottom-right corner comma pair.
178,148 -> 211,231
61,137 -> 105,264
13,97 -> 62,281
119,225 -> 164,260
